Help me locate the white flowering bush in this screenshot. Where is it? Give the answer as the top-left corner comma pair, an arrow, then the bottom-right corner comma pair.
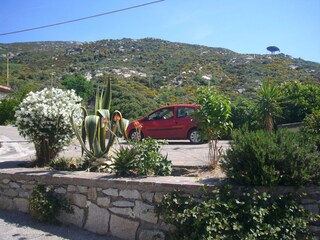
15,88 -> 82,166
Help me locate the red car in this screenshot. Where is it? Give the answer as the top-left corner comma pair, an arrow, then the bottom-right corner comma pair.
126,104 -> 202,143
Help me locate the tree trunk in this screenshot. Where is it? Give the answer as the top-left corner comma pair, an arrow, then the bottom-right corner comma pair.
35,139 -> 58,166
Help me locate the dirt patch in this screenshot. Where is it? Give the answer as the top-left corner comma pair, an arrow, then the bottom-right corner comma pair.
172,165 -> 226,178
19,159 -> 227,178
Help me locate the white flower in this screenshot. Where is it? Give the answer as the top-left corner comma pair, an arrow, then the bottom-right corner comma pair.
15,88 -> 82,153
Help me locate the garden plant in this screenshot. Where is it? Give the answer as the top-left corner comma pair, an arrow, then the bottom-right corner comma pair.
221,127 -> 320,186
195,87 -> 232,169
15,88 -> 82,166
70,79 -> 129,171
159,185 -> 319,240
256,80 -> 282,132
113,138 -> 171,176
29,185 -> 74,223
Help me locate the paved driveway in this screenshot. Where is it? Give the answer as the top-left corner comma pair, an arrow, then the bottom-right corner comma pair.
0,126 -> 230,168
0,210 -> 121,240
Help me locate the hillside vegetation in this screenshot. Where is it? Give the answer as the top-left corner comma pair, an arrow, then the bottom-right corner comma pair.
0,38 -> 319,120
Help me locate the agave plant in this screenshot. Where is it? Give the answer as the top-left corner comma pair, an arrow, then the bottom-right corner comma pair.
70,79 -> 129,170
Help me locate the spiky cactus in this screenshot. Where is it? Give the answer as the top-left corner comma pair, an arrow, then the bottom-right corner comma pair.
71,79 -> 129,170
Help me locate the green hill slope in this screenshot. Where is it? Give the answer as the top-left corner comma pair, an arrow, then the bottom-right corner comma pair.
1,38 -> 319,118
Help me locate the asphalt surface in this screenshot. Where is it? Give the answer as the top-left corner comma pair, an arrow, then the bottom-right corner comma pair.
0,125 -> 230,240
0,210 -> 121,240
0,125 -> 230,168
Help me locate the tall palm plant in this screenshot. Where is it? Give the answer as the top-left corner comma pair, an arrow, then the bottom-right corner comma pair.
257,81 -> 282,132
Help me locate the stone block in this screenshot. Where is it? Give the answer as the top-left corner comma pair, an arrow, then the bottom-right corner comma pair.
0,196 -> 13,210
16,180 -> 26,184
158,221 -> 176,232
21,184 -> 34,190
102,188 -> 119,197
9,182 -> 20,189
19,190 -> 31,198
112,200 -> 135,208
54,187 -> 66,194
4,189 -> 18,197
301,199 -> 317,204
2,179 -> 10,184
97,197 -> 111,207
110,214 -> 139,240
133,201 -> 158,224
88,187 -> 97,200
154,192 -> 164,203
120,189 -> 141,200
68,193 -> 87,208
13,198 -> 29,213
109,207 -> 134,217
142,192 -> 154,203
0,183 -> 9,189
139,230 -> 165,240
77,186 -> 88,193
57,205 -> 84,228
84,202 -> 110,235
304,204 -> 319,215
67,185 -> 77,192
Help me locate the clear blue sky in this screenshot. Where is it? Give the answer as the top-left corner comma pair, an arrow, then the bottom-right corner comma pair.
1,0 -> 319,63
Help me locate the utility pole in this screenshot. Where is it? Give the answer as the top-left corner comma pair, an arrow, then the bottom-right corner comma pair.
6,53 -> 10,87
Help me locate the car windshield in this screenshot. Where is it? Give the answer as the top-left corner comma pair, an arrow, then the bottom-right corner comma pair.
148,107 -> 174,120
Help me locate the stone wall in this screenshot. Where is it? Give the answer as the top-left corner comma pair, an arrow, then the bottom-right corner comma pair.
0,168 -> 319,239
0,168 -> 210,240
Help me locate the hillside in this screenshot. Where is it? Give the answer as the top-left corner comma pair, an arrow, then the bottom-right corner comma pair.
0,38 -> 319,118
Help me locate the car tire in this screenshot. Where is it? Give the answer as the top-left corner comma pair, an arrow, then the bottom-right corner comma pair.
188,129 -> 202,144
129,130 -> 144,142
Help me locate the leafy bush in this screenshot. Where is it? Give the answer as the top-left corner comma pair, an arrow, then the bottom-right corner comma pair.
113,138 -> 172,176
302,110 -> 320,135
49,157 -> 85,171
301,110 -> 320,151
113,147 -> 138,176
61,74 -> 94,103
15,88 -> 82,166
280,81 -> 320,124
29,185 -> 74,223
222,128 -> 320,186
159,186 -> 319,240
195,87 -> 232,169
231,97 -> 260,130
0,98 -> 19,125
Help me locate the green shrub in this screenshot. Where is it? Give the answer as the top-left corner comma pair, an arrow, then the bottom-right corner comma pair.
302,110 -> 320,135
0,98 -> 19,125
231,97 -> 260,130
221,128 -> 320,186
29,185 -> 74,223
113,146 -> 139,176
159,186 -> 319,240
49,157 -> 85,171
113,138 -> 172,176
301,110 -> 320,150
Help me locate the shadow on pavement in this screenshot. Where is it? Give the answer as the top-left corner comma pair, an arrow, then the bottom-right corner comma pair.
0,160 -> 33,169
0,210 -> 121,240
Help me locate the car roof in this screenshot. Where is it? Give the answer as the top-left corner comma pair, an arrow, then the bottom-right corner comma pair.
160,104 -> 198,108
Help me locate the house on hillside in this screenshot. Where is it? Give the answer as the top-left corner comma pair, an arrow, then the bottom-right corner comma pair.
0,85 -> 13,100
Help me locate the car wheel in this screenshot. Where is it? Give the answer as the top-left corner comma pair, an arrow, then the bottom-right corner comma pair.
129,130 -> 143,142
188,129 -> 202,144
